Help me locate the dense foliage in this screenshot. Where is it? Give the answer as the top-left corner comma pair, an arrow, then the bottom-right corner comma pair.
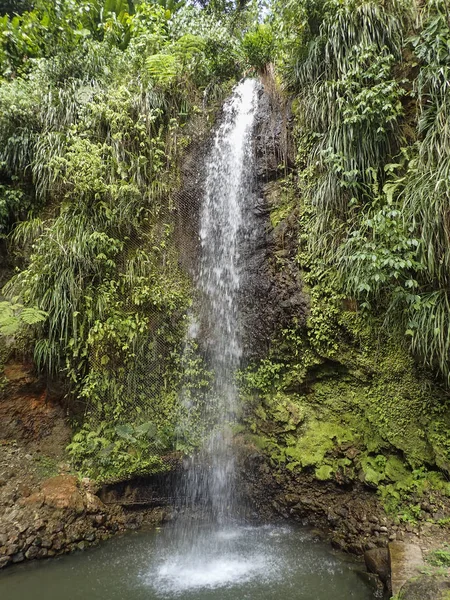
2,0 -> 450,491
0,0 -> 258,479
270,0 -> 450,383
234,0 -> 450,518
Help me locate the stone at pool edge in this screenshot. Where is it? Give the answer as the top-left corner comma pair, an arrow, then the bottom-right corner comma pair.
398,574 -> 450,600
389,542 -> 424,597
364,547 -> 389,585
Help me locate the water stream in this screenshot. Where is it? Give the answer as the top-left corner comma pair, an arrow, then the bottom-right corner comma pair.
0,80 -> 376,599
180,77 -> 260,522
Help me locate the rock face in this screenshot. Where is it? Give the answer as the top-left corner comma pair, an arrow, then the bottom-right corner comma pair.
239,83 -> 308,361
174,81 -> 308,364
364,547 -> 389,585
0,465 -> 125,570
0,363 -> 157,571
238,443 -> 450,564
389,542 -> 424,597
398,574 -> 450,600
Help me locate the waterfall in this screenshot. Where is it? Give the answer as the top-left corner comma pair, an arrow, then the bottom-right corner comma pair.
151,79 -> 264,593
183,77 -> 260,522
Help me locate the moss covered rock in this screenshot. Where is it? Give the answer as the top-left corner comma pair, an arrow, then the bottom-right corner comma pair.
398,575 -> 450,600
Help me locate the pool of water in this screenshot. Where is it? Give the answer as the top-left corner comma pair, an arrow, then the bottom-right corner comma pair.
0,524 -> 375,600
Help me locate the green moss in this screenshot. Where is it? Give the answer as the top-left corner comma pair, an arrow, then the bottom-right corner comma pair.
361,455 -> 387,486
385,456 -> 410,482
285,418 -> 354,469
426,544 -> 450,567
33,455 -> 60,479
315,464 -> 334,481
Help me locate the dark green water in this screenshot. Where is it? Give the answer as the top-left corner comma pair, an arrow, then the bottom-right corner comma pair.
0,524 -> 375,599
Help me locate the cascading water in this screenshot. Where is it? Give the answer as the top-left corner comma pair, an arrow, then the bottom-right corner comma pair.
141,81 -> 372,598
183,77 -> 260,523
149,78 -> 263,590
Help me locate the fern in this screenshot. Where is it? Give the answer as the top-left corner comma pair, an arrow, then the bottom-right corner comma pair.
146,53 -> 179,86
0,301 -> 47,337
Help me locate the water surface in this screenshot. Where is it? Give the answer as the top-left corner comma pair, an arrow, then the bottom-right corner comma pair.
0,524 -> 374,600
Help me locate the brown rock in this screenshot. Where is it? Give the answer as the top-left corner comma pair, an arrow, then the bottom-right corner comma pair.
36,548 -> 48,559
5,544 -> 18,556
34,519 -> 46,530
25,546 -> 39,560
15,522 -> 28,534
364,547 -> 389,585
26,476 -> 84,512
85,492 -> 105,514
94,514 -> 106,526
12,552 -> 24,563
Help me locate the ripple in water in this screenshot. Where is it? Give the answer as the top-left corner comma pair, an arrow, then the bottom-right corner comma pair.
139,525 -> 369,599
145,526 -> 279,595
0,525 -> 375,600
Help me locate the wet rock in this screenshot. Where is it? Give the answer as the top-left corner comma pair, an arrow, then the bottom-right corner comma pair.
52,536 -> 65,552
8,533 -> 19,545
389,542 -> 424,597
85,492 -> 105,514
12,552 -> 24,563
284,493 -> 301,506
34,519 -> 46,531
5,544 -> 19,556
50,521 -> 64,534
335,507 -> 349,519
94,514 -> 106,526
364,547 -> 389,585
398,574 -> 450,599
347,542 -> 364,555
0,556 -> 10,569
327,511 -> 340,527
36,548 -> 48,559
365,542 -> 377,551
15,522 -> 28,534
25,545 -> 39,560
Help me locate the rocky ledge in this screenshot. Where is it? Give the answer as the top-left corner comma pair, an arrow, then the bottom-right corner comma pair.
0,456 -> 126,570
0,362 -> 166,571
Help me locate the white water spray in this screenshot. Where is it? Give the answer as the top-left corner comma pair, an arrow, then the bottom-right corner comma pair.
180,78 -> 261,522
152,79 -> 262,591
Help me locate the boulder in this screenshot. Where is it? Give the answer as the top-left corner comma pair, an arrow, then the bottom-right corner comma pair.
399,574 -> 450,600
26,476 -> 84,512
364,547 -> 390,584
389,542 -> 424,596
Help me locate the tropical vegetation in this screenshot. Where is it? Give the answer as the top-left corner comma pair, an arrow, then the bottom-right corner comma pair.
1,0 -> 450,494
